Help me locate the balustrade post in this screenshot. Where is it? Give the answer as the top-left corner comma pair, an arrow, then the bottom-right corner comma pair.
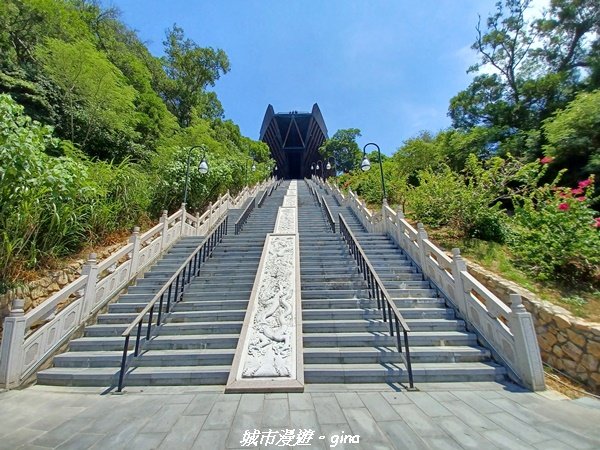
394,207 -> 404,248
208,202 -> 213,230
450,248 -> 468,315
159,210 -> 169,250
80,253 -> 99,319
508,294 -> 546,390
180,203 -> 187,237
416,223 -> 428,270
0,299 -> 27,388
129,227 -> 141,276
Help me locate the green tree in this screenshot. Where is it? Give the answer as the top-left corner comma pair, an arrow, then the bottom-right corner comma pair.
319,128 -> 362,173
543,89 -> 600,188
160,24 -> 230,127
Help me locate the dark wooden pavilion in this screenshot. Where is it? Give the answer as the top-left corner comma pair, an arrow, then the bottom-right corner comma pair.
259,104 -> 328,179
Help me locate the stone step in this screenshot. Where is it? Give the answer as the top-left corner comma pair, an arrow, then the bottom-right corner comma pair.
84,321 -> 243,337
183,290 -> 252,299
52,349 -> 235,368
301,288 -> 437,299
303,362 -> 507,384
304,346 -> 490,364
301,307 -> 455,320
302,319 -> 465,333
98,309 -> 247,324
174,300 -> 249,311
69,334 -> 240,351
303,331 -> 477,347
37,366 -> 232,387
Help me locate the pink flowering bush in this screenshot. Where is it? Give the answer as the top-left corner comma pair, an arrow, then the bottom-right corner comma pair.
509,176 -> 600,285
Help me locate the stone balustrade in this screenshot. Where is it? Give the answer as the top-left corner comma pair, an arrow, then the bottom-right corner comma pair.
0,177 -> 275,389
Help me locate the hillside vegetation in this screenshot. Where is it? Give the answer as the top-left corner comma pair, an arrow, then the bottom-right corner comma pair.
0,0 -> 272,288
321,0 -> 600,316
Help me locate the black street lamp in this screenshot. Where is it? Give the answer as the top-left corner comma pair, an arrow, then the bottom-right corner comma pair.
316,160 -> 323,178
326,157 -> 335,178
183,145 -> 209,205
361,142 -> 387,204
273,164 -> 278,179
310,163 -> 315,177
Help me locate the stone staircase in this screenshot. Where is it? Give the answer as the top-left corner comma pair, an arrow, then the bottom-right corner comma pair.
301,181 -> 507,383
36,183 -> 289,387
36,178 -> 507,388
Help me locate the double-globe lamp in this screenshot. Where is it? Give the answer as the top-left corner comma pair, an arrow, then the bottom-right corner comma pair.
360,142 -> 387,204
183,145 -> 209,205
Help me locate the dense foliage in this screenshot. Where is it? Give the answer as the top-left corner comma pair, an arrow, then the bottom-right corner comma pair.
0,1 -> 272,287
331,0 -> 600,288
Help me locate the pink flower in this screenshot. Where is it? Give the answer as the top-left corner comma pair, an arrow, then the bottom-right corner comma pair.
540,156 -> 554,164
558,203 -> 569,211
594,218 -> 600,228
578,179 -> 592,188
559,192 -> 570,198
571,187 -> 584,195
576,196 -> 586,202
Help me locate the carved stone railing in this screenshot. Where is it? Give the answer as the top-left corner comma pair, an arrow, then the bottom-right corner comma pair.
379,203 -> 545,391
0,177 -> 275,389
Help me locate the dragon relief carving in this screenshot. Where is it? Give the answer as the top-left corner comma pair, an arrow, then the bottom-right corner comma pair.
242,236 -> 295,378
275,208 -> 296,233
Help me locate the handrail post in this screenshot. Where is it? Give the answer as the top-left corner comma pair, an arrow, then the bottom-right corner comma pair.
416,223 -> 428,270
450,249 -> 468,315
80,253 -> 99,319
394,207 -> 404,247
180,203 -> 187,236
508,294 -> 546,390
0,299 -> 27,388
159,210 -> 169,251
195,212 -> 201,236
129,227 -> 141,277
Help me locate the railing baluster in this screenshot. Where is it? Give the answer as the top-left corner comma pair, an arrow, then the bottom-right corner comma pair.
395,319 -> 402,353
157,293 -> 164,326
166,284 -> 173,313
404,331 -> 415,389
134,322 -> 142,356
174,274 -> 180,301
146,305 -> 154,340
117,335 -> 130,392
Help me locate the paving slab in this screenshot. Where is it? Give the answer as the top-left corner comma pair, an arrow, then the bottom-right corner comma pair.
0,382 -> 599,450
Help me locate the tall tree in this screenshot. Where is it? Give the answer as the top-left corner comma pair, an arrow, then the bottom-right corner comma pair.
160,25 -> 230,127
319,128 -> 362,173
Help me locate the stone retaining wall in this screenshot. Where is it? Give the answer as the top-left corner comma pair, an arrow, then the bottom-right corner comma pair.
466,259 -> 600,393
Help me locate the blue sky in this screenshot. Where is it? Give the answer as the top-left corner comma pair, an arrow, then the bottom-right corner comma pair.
106,0 -> 500,155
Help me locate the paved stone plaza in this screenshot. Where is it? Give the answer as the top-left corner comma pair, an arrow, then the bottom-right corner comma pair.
1,382 -> 599,449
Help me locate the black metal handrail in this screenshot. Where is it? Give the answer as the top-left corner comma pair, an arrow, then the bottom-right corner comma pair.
235,198 -> 255,234
304,179 -> 316,199
267,184 -> 275,197
117,216 -> 228,392
338,213 -> 415,389
319,194 -> 336,233
257,188 -> 268,208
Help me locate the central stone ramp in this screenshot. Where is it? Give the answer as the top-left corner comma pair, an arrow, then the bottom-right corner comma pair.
37,183 -> 289,387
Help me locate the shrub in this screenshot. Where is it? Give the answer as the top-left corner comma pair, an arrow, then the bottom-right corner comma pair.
509,177 -> 600,285
0,94 -> 91,283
